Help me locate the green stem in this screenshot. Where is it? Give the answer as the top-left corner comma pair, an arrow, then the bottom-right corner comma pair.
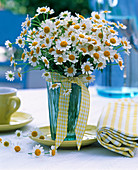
31,23 -> 40,27
117,49 -> 125,53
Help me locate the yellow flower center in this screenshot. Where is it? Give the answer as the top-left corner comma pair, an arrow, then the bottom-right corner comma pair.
44,73 -> 49,77
79,34 -> 85,38
92,39 -> 97,45
71,36 -> 76,41
95,14 -> 100,19
80,48 -> 87,53
31,131 -> 38,137
93,53 -> 100,59
86,76 -> 92,80
24,30 -> 27,35
119,24 -> 124,27
87,37 -> 91,41
110,38 -> 116,44
14,146 -> 21,152
55,21 -> 60,25
56,49 -> 63,54
98,33 -> 103,39
44,59 -> 49,65
114,54 -> 119,59
51,149 -> 56,156
27,21 -> 30,27
35,149 -> 41,156
88,45 -> 94,51
49,48 -> 55,53
30,50 -> 34,56
81,24 -> 86,30
46,38 -> 49,44
69,54 -> 75,61
44,26 -> 50,33
40,8 -> 46,12
32,42 -> 38,46
16,132 -> 21,137
10,56 -> 13,62
40,35 -> 44,39
60,41 -> 68,47
0,138 -> 2,143
18,72 -> 21,78
4,141 -> 9,147
79,15 -> 84,19
18,39 -> 22,44
110,29 -> 115,33
98,25 -> 102,28
104,51 -> 110,57
124,41 -> 128,46
84,65 -> 90,71
96,46 -> 101,51
36,47 -> 40,54
41,44 -> 46,48
52,84 -> 58,88
57,57 -> 63,63
68,31 -> 73,36
102,19 -> 106,23
39,135 -> 45,139
98,62 -> 103,67
105,41 -> 110,46
74,25 -> 80,29
67,67 -> 73,74
118,61 -> 122,67
91,28 -> 97,32
31,57 -> 37,62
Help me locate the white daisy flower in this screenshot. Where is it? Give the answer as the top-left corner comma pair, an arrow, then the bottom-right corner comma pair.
56,37 -> 71,51
13,142 -> 23,153
107,36 -> 120,46
29,128 -> 41,138
69,32 -> 79,46
15,130 -> 23,138
97,58 -> 106,70
41,56 -> 49,68
54,55 -> 67,65
75,13 -> 85,19
29,38 -> 40,50
5,40 -> 12,50
118,59 -> 124,70
37,6 -> 50,14
29,56 -> 39,67
42,71 -> 51,81
15,36 -> 25,48
100,47 -> 116,61
40,20 -> 55,35
91,51 -> 101,63
64,65 -> 77,77
41,36 -> 53,48
117,21 -> 127,29
112,53 -> 122,62
50,83 -> 61,90
100,10 -> 111,14
91,11 -> 103,22
81,61 -> 93,74
78,46 -> 89,55
5,70 -> 15,81
67,51 -> 78,63
21,48 -> 29,62
59,11 -> 71,18
49,145 -> 57,156
0,137 -> 2,144
32,145 -> 44,158
21,14 -> 32,29
121,37 -> 132,55
83,75 -> 95,83
63,89 -> 72,96
107,27 -> 118,35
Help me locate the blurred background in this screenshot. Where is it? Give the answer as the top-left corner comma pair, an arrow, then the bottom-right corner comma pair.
0,0 -> 138,97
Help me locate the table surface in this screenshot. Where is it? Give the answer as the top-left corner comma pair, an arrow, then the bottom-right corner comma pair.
0,87 -> 138,170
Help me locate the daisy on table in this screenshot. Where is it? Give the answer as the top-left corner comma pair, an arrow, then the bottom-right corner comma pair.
2,138 -> 12,148
31,145 -> 44,158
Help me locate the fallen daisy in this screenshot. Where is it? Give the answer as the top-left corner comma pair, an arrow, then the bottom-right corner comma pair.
28,144 -> 44,158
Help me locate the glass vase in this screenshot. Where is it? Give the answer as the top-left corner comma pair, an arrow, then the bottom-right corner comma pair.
46,81 -> 88,141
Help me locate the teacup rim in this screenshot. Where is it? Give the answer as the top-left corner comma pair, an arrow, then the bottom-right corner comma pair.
0,87 -> 17,95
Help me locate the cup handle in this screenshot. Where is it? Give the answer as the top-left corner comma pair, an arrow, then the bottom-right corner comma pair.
7,96 -> 21,118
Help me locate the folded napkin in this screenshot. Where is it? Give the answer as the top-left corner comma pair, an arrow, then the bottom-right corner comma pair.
96,99 -> 138,157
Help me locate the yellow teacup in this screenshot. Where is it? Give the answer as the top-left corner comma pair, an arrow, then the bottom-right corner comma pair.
0,87 -> 21,124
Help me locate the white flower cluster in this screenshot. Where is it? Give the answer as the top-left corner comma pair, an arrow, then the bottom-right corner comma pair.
5,6 -> 131,83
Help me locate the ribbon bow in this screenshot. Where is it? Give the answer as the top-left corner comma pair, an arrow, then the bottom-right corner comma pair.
48,73 -> 90,150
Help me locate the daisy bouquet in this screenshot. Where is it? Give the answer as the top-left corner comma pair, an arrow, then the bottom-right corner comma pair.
5,6 -> 131,150
5,7 -> 131,84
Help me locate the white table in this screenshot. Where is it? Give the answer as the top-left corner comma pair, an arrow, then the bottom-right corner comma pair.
0,87 -> 138,170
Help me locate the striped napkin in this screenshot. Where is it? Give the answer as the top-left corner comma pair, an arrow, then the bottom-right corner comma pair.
96,99 -> 138,157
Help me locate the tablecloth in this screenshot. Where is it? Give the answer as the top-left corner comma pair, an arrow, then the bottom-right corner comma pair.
0,87 -> 138,170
